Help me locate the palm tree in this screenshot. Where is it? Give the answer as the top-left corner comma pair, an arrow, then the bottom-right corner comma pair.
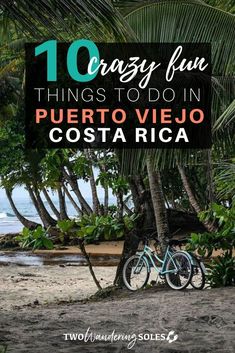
146,153 -> 169,251
177,165 -> 216,232
1,0 -> 234,251
5,188 -> 40,229
118,0 -> 235,245
0,0 -> 135,42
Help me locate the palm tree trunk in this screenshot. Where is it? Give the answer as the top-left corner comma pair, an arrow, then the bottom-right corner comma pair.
63,184 -> 82,216
104,186 -> 109,215
27,185 -> 56,228
89,166 -> 100,214
114,228 -> 141,287
34,186 -> 57,226
178,165 -> 217,232
116,191 -> 124,221
129,176 -> 141,213
63,168 -> 92,215
57,186 -> 69,220
146,154 -> 169,252
5,188 -> 40,230
123,202 -> 133,216
42,188 -> 60,219
206,149 -> 216,204
83,149 -> 100,214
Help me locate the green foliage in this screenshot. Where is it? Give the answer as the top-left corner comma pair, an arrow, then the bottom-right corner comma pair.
215,160 -> 235,202
16,226 -> 54,250
205,203 -> 235,228
188,203 -> 235,256
76,214 -> 136,243
112,176 -> 129,195
0,0 -> 134,42
120,0 -> 235,174
207,252 -> 235,287
72,154 -> 91,181
107,205 -> 118,217
56,219 -> 76,243
188,203 -> 235,287
204,0 -> 235,14
0,345 -> 8,353
56,214 -> 136,243
57,219 -> 75,233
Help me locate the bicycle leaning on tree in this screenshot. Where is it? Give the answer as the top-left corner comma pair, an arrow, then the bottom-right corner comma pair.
122,233 -> 206,291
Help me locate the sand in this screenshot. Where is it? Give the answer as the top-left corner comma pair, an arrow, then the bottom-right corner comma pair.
0,278 -> 234,352
0,243 -> 234,352
0,264 -> 116,311
35,241 -> 124,256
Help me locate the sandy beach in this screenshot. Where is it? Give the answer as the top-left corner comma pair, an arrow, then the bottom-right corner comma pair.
0,278 -> 234,352
0,243 -> 234,352
0,264 -> 116,311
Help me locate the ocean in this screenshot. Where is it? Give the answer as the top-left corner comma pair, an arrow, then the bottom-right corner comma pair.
0,189 -> 114,234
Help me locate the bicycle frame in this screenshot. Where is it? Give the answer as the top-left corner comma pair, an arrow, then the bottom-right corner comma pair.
136,244 -> 195,275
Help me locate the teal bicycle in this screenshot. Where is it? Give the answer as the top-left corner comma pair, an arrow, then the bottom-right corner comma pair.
123,236 -> 196,291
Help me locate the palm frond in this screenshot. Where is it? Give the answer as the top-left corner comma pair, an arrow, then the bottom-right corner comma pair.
215,161 -> 235,201
126,0 -> 235,75
0,0 -> 135,42
213,99 -> 235,131
0,57 -> 22,77
204,0 -> 235,14
119,0 -> 235,175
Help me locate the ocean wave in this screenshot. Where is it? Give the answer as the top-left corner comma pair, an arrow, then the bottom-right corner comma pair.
0,212 -> 15,218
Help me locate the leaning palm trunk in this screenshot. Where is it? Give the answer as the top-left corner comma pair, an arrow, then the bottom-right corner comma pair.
57,186 -> 69,220
42,188 -> 60,219
27,185 -> 56,228
146,154 -> 170,252
5,188 -> 40,230
84,149 -> 100,214
63,184 -> 82,216
33,187 -> 57,227
63,168 -> 92,215
89,167 -> 100,215
178,165 -> 217,232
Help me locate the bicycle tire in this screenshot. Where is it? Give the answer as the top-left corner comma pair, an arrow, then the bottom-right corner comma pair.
165,251 -> 193,290
123,255 -> 150,291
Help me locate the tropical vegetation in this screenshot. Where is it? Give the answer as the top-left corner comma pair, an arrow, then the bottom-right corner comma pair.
0,0 -> 234,288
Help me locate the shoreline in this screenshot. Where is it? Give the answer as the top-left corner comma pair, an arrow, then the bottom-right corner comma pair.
0,263 -> 117,311
0,239 -> 124,256
1,237 -> 234,259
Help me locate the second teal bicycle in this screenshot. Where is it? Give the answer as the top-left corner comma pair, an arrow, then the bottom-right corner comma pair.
123,236 -> 202,291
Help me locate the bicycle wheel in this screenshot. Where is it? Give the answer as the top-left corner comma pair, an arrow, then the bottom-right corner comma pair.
191,258 -> 206,290
123,255 -> 149,291
165,252 -> 193,290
